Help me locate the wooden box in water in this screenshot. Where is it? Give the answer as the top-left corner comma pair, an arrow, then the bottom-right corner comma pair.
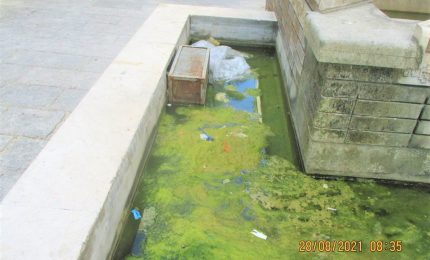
167,45 -> 210,104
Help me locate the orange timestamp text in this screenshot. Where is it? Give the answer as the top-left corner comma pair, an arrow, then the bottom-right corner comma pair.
298,240 -> 403,253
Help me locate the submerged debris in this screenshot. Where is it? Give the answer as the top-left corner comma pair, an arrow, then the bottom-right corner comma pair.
131,208 -> 142,220
215,92 -> 229,103
191,40 -> 251,83
222,179 -> 230,185
251,229 -> 267,240
121,48 -> 430,260
199,133 -> 214,141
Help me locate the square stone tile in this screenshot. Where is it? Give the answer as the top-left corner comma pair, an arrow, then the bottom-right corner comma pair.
0,84 -> 62,108
0,135 -> 13,152
50,88 -> 88,112
0,167 -> 24,200
0,64 -> 31,85
17,67 -> 100,89
0,137 -> 46,171
0,107 -> 64,138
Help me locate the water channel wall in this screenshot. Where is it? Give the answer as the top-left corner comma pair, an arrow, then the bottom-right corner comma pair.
0,5 -> 277,260
267,0 -> 430,183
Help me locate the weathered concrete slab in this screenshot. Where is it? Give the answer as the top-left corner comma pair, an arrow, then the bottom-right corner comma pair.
421,105 -> 430,120
349,116 -> 416,133
320,79 -> 357,97
311,126 -> 346,143
346,130 -> 411,146
318,96 -> 354,114
410,134 -> 430,149
357,83 -> 429,103
306,0 -> 370,12
313,112 -> 349,129
304,3 -> 421,68
354,100 -> 423,119
416,120 -> 430,135
191,16 -> 277,46
305,141 -> 430,182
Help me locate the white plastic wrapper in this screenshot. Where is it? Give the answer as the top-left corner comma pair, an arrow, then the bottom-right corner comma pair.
191,40 -> 251,83
250,229 -> 267,240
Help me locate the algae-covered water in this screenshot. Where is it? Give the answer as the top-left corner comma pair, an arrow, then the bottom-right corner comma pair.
382,10 -> 430,21
115,48 -> 430,260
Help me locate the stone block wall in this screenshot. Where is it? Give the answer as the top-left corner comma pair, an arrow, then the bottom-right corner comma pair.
268,0 -> 430,182
313,64 -> 430,149
266,0 -> 309,85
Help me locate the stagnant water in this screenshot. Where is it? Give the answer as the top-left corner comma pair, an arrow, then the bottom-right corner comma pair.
381,10 -> 430,21
115,48 -> 430,260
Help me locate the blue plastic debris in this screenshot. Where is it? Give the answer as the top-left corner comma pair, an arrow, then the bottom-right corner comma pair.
131,231 -> 146,256
259,148 -> 268,166
199,132 -> 214,141
240,170 -> 249,175
259,158 -> 267,166
131,208 -> 142,220
234,176 -> 244,185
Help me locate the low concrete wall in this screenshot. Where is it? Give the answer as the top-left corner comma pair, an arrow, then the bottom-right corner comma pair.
0,5 -> 276,260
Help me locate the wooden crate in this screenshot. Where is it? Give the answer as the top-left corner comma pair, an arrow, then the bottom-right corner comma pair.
167,45 -> 210,105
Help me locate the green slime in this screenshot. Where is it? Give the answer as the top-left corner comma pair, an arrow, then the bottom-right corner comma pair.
117,48 -> 430,260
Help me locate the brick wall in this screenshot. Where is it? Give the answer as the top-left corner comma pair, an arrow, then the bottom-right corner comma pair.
267,0 -> 309,87
312,64 -> 430,149
268,0 -> 430,182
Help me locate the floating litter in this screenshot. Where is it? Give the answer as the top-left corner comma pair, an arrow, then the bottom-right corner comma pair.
323,184 -> 328,189
251,229 -> 267,240
167,103 -> 172,107
131,208 -> 142,220
327,207 -> 337,211
200,133 -> 214,141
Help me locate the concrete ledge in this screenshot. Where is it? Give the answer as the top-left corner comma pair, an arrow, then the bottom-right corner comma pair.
305,140 -> 430,183
191,16 -> 277,46
306,0 -> 371,13
0,4 -> 276,260
304,3 -> 421,69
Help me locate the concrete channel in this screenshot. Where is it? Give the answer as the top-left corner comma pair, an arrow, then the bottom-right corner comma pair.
1,5 -> 277,259
1,2 -> 429,259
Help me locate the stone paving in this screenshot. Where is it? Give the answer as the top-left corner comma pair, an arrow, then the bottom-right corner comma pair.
0,0 -> 265,199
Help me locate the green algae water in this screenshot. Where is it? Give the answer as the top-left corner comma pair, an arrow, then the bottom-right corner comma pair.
115,48 -> 430,260
381,10 -> 430,21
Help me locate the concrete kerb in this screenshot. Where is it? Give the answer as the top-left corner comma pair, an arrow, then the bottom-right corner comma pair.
0,4 -> 276,260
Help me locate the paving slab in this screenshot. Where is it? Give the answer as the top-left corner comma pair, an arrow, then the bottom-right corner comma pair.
0,85 -> 63,108
0,135 -> 13,152
0,137 -> 46,198
0,107 -> 64,138
49,89 -> 89,112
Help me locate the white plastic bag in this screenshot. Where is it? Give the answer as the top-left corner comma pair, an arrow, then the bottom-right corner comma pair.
191,40 -> 251,83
